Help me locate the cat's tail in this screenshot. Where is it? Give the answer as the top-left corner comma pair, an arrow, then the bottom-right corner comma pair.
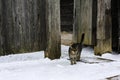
80,33 -> 85,44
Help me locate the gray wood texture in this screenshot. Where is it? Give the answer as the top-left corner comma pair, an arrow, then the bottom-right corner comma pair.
0,0 -> 47,55
73,0 -> 93,45
45,0 -> 61,59
94,0 -> 112,55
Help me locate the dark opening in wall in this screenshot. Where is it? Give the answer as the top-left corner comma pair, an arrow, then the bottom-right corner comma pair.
60,0 -> 73,32
111,0 -> 119,51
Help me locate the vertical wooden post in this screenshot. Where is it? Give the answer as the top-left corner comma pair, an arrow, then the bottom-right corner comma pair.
45,0 -> 61,59
94,0 -> 112,55
73,0 -> 94,45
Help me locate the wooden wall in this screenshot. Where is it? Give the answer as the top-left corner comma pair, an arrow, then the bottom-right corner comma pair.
73,0 -> 118,55
0,0 -> 119,57
0,0 -> 47,55
73,0 -> 94,45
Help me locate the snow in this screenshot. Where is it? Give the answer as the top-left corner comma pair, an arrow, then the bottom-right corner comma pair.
0,45 -> 120,80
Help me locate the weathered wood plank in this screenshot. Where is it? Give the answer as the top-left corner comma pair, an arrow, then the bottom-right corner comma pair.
94,39 -> 112,55
1,0 -> 14,54
73,0 -> 93,45
14,0 -> 26,52
97,0 -> 106,39
97,0 -> 111,39
0,0 -> 47,55
38,0 -> 47,51
94,0 -> 112,55
45,0 -> 61,59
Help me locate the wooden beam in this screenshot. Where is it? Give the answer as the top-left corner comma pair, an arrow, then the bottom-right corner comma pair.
45,0 -> 61,59
94,0 -> 112,55
96,0 -> 106,39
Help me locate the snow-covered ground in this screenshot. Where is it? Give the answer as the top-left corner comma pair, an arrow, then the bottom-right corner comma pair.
0,45 -> 120,80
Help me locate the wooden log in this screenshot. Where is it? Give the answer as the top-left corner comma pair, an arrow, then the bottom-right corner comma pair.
96,0 -> 106,39
94,0 -> 112,55
73,0 -> 94,45
94,39 -> 112,55
45,0 -> 61,59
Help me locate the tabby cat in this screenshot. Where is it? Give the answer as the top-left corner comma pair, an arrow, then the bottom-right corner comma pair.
69,33 -> 85,65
